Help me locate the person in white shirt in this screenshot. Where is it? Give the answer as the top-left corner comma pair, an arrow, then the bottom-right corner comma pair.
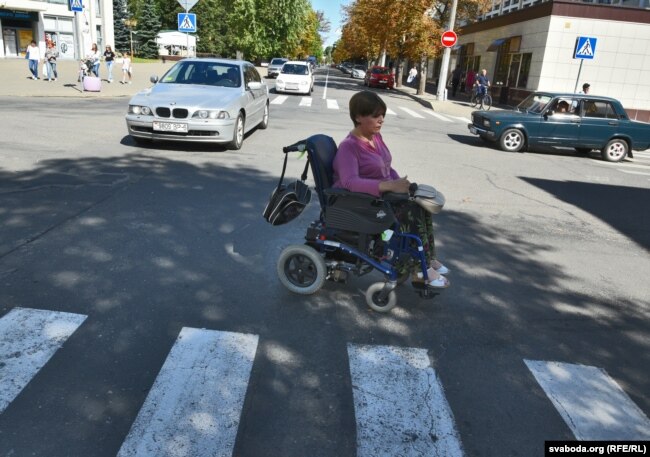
121,52 -> 132,84
87,43 -> 101,77
407,65 -> 417,85
26,40 -> 41,80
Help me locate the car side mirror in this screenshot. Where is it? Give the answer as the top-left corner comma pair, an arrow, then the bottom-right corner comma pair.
247,81 -> 262,90
150,75 -> 159,84
545,109 -> 554,117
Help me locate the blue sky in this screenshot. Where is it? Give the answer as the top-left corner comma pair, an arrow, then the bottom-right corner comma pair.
310,0 -> 348,48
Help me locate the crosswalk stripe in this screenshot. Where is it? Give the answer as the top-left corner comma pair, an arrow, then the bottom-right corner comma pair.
525,360 -> 650,440
450,115 -> 472,123
271,95 -> 287,105
299,97 -> 312,107
386,108 -> 396,116
0,307 -> 87,414
118,328 -> 259,457
348,344 -> 464,457
327,99 -> 339,109
423,110 -> 453,122
398,106 -> 425,118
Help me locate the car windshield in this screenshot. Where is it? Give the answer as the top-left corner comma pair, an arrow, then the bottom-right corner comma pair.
270,58 -> 287,65
354,65 -> 365,70
160,61 -> 241,87
517,94 -> 553,113
372,68 -> 390,75
282,64 -> 309,75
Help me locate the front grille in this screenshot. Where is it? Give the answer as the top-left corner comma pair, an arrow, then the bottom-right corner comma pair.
156,107 -> 171,118
173,108 -> 188,118
472,114 -> 482,126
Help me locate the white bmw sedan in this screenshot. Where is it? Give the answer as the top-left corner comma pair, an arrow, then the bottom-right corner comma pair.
275,61 -> 314,95
125,58 -> 269,149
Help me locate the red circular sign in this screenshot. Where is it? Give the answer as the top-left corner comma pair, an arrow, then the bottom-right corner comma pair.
441,30 -> 458,48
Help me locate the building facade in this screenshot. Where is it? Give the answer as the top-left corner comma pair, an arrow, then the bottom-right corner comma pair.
449,0 -> 650,121
1,0 -> 114,60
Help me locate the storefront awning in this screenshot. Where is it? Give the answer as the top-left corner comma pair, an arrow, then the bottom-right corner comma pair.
487,38 -> 506,52
0,0 -> 48,12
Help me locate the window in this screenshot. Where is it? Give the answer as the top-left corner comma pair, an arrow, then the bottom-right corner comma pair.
582,101 -> 619,119
494,37 -> 531,89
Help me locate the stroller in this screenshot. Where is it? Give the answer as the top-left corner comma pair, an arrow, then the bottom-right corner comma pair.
77,58 -> 94,82
264,134 -> 447,313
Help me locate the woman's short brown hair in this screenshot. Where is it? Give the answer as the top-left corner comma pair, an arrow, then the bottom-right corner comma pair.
349,90 -> 387,126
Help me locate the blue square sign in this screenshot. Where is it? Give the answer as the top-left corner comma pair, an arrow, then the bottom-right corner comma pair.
70,0 -> 83,12
178,13 -> 197,33
574,36 -> 597,60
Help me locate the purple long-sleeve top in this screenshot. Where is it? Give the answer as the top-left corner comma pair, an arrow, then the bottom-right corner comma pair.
332,132 -> 400,196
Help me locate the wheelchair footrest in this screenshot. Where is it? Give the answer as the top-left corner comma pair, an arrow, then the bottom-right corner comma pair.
411,281 -> 443,299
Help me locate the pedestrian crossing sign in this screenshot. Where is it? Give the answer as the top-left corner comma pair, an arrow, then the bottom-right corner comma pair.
69,0 -> 83,12
178,13 -> 197,33
574,36 -> 597,60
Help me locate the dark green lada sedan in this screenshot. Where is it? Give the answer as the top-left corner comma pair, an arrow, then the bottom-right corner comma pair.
468,92 -> 650,162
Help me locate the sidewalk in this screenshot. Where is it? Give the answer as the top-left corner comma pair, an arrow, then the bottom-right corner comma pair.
0,58 -> 484,118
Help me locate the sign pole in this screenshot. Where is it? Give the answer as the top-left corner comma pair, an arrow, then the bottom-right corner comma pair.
186,7 -> 189,56
574,59 -> 583,93
436,0 -> 459,100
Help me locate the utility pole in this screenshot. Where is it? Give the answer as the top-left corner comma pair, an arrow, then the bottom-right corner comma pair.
436,0 -> 459,101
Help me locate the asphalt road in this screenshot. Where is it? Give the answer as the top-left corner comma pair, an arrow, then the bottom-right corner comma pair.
0,69 -> 649,457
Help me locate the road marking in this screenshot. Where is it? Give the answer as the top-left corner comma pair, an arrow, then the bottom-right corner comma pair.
525,360 -> 650,440
348,344 -> 464,457
423,110 -> 453,122
450,115 -> 472,123
322,67 -> 329,99
327,99 -> 339,110
386,108 -> 397,116
118,328 -> 259,457
299,97 -> 312,107
271,95 -> 287,105
398,106 -> 425,118
619,169 -> 650,176
0,307 -> 87,414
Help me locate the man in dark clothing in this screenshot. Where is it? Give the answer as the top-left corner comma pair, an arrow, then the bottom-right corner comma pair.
451,67 -> 462,97
475,68 -> 490,96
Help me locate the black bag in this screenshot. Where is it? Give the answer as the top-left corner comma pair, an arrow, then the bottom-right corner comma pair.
263,152 -> 311,225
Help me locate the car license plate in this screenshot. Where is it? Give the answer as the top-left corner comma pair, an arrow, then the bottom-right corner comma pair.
469,126 -> 477,134
286,83 -> 299,90
153,121 -> 188,133
379,80 -> 386,84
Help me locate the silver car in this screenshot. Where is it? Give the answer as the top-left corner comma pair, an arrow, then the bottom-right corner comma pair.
125,58 -> 269,149
267,57 -> 288,78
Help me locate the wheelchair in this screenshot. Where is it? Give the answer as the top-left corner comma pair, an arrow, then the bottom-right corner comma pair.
272,134 -> 446,313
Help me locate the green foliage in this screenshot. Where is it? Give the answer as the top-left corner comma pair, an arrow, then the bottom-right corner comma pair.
112,0 -> 131,53
135,0 -> 162,58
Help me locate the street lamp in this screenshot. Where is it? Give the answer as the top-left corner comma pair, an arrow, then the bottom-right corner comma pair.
130,30 -> 138,57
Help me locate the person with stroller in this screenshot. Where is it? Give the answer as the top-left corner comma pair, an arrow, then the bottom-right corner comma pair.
87,43 -> 101,77
332,90 -> 450,288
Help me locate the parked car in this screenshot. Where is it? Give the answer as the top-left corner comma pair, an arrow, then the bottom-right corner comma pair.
267,57 -> 288,78
364,66 -> 395,89
467,92 -> 650,162
125,58 -> 269,150
350,65 -> 366,79
275,60 -> 314,95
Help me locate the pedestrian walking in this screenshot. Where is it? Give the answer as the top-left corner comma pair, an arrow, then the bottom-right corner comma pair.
465,69 -> 477,94
121,52 -> 132,84
44,42 -> 59,81
407,65 -> 417,85
451,66 -> 462,97
579,82 -> 590,94
87,43 -> 101,78
104,45 -> 115,83
26,40 -> 40,80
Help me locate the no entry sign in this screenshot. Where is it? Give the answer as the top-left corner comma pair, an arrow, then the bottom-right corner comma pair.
441,30 -> 458,48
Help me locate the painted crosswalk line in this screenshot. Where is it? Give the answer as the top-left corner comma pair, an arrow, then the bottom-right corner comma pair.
270,95 -> 288,105
386,108 -> 397,116
423,110 -> 453,122
450,115 -> 472,123
348,344 -> 464,457
117,328 -> 259,457
525,360 -> 650,440
0,307 -> 87,414
398,106 -> 425,118
327,99 -> 339,110
299,97 -> 312,107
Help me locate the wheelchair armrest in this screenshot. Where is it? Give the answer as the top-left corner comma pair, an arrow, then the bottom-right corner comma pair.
381,192 -> 410,202
323,188 -> 379,201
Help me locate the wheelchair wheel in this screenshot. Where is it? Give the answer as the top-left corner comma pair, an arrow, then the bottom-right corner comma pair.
365,282 -> 397,313
277,244 -> 327,295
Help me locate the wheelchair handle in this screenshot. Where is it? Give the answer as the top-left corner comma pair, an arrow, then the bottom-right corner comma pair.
409,182 -> 418,196
283,141 -> 307,154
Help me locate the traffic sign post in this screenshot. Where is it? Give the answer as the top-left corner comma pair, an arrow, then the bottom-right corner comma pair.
69,0 -> 82,12
177,0 -> 198,57
441,30 -> 458,48
573,36 -> 597,93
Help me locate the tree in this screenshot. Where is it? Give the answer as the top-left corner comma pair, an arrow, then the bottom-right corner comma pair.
112,0 -> 131,53
135,0 -> 161,58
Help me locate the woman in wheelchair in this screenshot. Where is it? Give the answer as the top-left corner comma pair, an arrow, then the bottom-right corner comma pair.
332,91 -> 449,288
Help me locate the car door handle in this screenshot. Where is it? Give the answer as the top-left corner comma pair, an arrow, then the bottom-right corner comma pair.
571,118 -> 581,123
608,121 -> 618,125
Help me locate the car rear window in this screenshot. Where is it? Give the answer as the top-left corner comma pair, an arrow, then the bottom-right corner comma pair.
372,68 -> 390,75
282,64 -> 309,75
271,58 -> 287,65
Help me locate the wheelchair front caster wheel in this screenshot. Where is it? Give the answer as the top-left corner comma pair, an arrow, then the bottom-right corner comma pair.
277,244 -> 327,295
365,282 -> 397,313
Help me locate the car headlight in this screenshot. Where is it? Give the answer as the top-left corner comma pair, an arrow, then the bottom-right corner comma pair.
129,105 -> 152,115
192,110 -> 230,120
483,119 -> 491,127
276,78 -> 284,84
300,80 -> 308,85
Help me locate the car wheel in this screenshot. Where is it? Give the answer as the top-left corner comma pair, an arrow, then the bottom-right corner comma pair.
499,129 -> 525,152
229,112 -> 244,150
575,147 -> 591,155
258,102 -> 269,130
601,139 -> 628,162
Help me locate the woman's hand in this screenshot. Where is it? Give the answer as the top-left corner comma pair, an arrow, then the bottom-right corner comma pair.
379,176 -> 410,194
